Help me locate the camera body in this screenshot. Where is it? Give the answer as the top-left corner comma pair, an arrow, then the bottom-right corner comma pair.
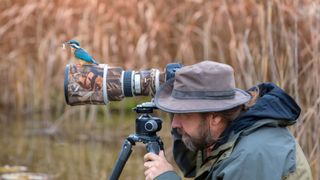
64,63 -> 182,106
134,102 -> 162,136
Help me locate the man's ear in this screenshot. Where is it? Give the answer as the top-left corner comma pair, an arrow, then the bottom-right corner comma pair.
207,113 -> 222,126
207,113 -> 226,140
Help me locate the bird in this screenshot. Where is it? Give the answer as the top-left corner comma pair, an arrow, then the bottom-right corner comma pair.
64,39 -> 99,66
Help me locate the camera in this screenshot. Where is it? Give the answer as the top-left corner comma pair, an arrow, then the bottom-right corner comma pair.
64,63 -> 182,105
63,63 -> 181,179
133,102 -> 162,136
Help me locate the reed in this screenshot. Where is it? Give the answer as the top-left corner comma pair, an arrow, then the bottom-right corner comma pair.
0,0 -> 319,179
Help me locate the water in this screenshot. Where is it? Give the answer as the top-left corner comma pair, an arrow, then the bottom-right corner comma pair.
0,110 -> 173,180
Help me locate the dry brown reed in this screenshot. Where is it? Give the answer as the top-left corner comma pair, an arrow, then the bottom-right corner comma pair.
0,0 -> 319,179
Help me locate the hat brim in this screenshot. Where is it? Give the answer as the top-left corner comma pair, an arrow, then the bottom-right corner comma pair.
154,79 -> 251,113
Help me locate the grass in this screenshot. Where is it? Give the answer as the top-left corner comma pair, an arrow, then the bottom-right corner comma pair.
0,0 -> 319,179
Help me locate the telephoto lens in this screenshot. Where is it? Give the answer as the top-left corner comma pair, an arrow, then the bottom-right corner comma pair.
64,64 -> 163,105
64,63 -> 182,105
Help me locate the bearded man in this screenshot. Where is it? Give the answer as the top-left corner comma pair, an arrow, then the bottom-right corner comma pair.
143,61 -> 312,180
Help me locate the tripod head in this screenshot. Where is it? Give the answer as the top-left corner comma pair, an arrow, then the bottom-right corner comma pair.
133,102 -> 162,136
133,102 -> 157,113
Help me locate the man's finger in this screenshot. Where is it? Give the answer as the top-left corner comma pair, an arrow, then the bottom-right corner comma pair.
144,166 -> 156,180
144,161 -> 153,169
144,152 -> 159,162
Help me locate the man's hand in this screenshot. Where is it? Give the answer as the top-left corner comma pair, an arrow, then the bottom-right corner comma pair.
144,150 -> 174,180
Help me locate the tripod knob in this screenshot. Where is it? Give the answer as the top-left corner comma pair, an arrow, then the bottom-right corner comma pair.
144,120 -> 158,132
146,142 -> 161,154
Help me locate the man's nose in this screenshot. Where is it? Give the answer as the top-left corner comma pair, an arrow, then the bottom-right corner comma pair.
171,114 -> 181,128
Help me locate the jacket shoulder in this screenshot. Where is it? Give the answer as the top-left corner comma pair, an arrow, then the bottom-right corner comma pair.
212,126 -> 296,180
237,126 -> 295,153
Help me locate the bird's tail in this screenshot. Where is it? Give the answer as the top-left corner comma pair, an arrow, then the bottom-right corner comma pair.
92,59 -> 99,65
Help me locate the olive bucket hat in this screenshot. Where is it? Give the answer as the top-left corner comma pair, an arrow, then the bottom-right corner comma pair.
154,61 -> 251,113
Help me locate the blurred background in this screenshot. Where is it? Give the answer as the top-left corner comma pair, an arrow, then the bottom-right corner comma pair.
0,0 -> 319,179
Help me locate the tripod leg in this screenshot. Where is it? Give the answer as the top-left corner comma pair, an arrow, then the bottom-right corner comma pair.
109,139 -> 133,180
146,141 -> 161,154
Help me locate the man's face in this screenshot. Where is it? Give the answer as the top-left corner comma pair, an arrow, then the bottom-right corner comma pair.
172,113 -> 215,151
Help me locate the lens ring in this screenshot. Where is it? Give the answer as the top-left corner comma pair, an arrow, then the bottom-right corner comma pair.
123,71 -> 133,97
64,65 -> 70,104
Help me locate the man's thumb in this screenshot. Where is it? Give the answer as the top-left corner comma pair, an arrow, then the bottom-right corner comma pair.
159,150 -> 165,157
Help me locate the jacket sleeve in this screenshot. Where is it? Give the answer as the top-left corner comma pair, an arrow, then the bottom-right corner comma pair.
155,171 -> 182,180
171,128 -> 197,178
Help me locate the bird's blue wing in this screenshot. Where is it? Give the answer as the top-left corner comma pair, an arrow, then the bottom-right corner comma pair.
74,48 -> 94,62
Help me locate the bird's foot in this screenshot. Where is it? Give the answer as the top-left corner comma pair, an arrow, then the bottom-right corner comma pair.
76,63 -> 82,67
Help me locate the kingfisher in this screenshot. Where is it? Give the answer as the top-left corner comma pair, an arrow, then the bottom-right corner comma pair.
64,39 -> 99,66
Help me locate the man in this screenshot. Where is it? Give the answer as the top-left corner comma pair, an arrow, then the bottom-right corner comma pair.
144,61 -> 312,180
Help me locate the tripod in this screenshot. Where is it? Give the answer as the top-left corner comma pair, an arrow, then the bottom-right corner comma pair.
109,102 -> 164,180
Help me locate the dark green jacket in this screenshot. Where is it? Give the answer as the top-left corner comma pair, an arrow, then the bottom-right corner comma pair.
156,120 -> 312,180
155,83 -> 312,180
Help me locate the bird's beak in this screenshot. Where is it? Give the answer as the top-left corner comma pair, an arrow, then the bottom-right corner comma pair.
62,41 -> 71,48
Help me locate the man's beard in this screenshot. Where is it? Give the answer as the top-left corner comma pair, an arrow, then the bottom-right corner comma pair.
177,119 -> 216,152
